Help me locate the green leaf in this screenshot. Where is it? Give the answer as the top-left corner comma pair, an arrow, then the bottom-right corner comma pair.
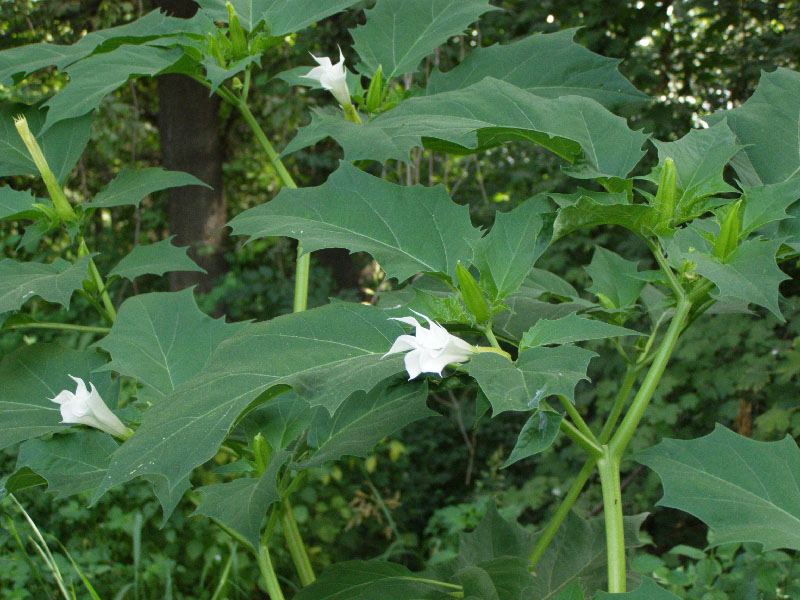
148,474 -> 192,527
0,10 -> 199,86
94,288 -> 241,400
707,68 -> 800,186
202,54 -> 262,93
554,582 -> 586,600
0,102 -> 93,183
687,238 -> 788,320
299,379 -> 436,468
0,256 -> 92,314
455,557 -> 534,600
474,200 -> 546,301
428,28 -> 649,109
0,343 -> 107,451
501,410 -> 563,467
293,560 -> 446,600
94,303 -> 408,496
458,504 -> 536,564
592,578 -> 681,600
196,0 -> 363,35
108,236 -> 205,281
647,121 -> 741,220
636,424 -> 800,551
466,346 -> 595,415
553,194 -> 657,240
0,186 -> 40,220
43,45 -> 184,129
584,247 -> 647,309
87,167 -> 210,208
192,450 -> 288,550
351,0 -> 497,79
1,467 -> 47,497
14,431 -> 117,499
529,512 -> 648,599
740,178 -> 800,235
493,297 -> 588,343
228,162 -> 482,281
284,79 -> 648,178
520,314 -> 642,351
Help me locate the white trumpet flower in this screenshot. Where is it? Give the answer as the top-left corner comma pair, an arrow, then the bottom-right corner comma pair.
384,311 -> 474,380
50,376 -> 131,439
302,48 -> 352,107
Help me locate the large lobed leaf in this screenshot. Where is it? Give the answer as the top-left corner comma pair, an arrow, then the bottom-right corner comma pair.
93,303 -> 407,497
108,237 -> 205,281
95,288 -> 242,401
43,45 -> 184,129
228,162 -> 482,281
0,256 -> 93,315
707,68 -> 800,186
0,187 -> 41,221
520,314 -> 642,350
428,28 -> 649,109
87,167 -> 210,209
466,346 -> 596,415
636,424 -> 800,551
351,0 -> 497,79
0,10 -> 204,86
284,78 -> 648,179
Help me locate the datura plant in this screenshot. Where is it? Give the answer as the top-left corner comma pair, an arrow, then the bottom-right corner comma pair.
1,1 -> 799,599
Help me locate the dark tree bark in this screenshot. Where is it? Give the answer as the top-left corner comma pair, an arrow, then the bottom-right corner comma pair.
156,0 -> 227,292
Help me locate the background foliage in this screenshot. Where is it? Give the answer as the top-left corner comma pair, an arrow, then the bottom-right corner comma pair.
1,0 -> 799,598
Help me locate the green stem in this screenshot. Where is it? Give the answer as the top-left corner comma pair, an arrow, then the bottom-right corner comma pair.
558,418 -> 602,459
293,251 -> 310,313
609,297 -> 692,460
4,322 -> 110,334
529,360 -> 640,570
647,239 -> 684,299
280,499 -> 315,586
257,542 -> 286,600
597,446 -> 625,592
483,325 -> 502,350
557,395 -> 599,445
598,365 -> 639,444
80,239 -> 116,323
210,544 -> 236,600
528,459 -> 597,568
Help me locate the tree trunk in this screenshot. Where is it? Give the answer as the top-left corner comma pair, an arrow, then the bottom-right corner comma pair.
156,0 -> 226,293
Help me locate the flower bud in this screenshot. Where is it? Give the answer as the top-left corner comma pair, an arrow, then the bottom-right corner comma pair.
207,34 -> 226,67
366,65 -> 383,113
456,262 -> 490,323
654,157 -> 677,227
252,433 -> 272,476
713,201 -> 740,262
14,115 -> 76,223
50,376 -> 132,439
226,2 -> 249,60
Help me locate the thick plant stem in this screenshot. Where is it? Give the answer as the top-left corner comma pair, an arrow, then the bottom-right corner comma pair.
528,459 -> 596,568
529,357 -> 640,570
280,499 -> 316,586
598,365 -> 639,444
257,541 -> 286,600
597,446 -> 625,592
609,298 -> 692,460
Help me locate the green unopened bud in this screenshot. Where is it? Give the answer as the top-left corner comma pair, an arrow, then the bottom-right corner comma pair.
713,201 -> 741,262
654,157 -> 677,227
596,292 -> 616,311
231,76 -> 243,90
456,262 -> 490,323
216,30 -> 233,55
226,2 -> 249,60
366,65 -> 383,113
14,115 -> 76,223
253,433 -> 272,476
207,34 -> 226,67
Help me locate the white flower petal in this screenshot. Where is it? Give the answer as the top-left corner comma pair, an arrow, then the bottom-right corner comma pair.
403,350 -> 424,380
383,334 -> 419,357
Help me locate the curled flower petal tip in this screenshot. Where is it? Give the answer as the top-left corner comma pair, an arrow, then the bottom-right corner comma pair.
50,375 -> 131,439
384,311 -> 474,380
301,47 -> 352,107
